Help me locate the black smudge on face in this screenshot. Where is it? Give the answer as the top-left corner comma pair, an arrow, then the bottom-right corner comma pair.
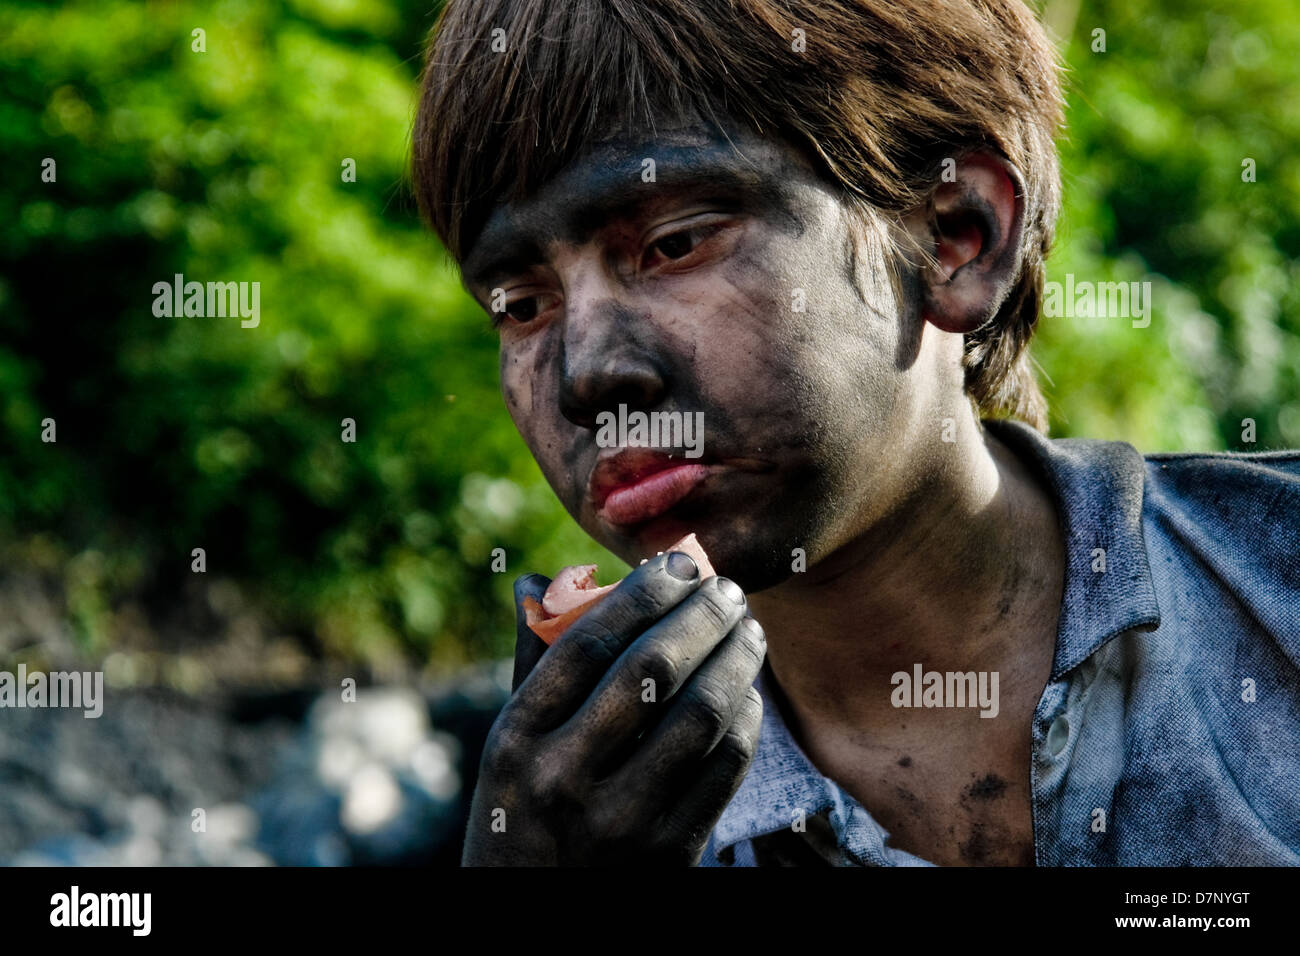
489,117 -> 918,588
500,369 -> 520,413
656,227 -> 838,587
891,259 -> 927,373
601,302 -> 667,377
466,133 -> 810,282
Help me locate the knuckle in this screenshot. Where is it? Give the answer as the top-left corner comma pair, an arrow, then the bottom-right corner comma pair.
531,756 -> 573,806
678,678 -> 732,737
711,692 -> 762,756
587,793 -> 633,841
720,723 -> 758,766
726,696 -> 763,757
482,723 -> 528,776
626,641 -> 680,690
694,588 -> 738,631
619,577 -> 669,620
565,615 -> 623,667
734,690 -> 763,734
731,626 -> 767,668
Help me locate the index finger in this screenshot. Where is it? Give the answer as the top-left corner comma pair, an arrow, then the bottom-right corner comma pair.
510,549 -> 705,730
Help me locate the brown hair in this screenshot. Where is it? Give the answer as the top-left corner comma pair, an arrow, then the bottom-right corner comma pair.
413,0 -> 1064,430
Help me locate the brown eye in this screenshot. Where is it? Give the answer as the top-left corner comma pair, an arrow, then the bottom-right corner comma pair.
505,298 -> 539,322
643,221 -> 728,271
652,231 -> 697,260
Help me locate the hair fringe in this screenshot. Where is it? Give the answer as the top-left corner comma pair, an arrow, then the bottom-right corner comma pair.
413,0 -> 1064,431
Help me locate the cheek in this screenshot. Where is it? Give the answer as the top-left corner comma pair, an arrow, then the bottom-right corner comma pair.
671,220 -> 899,441
500,333 -> 585,510
775,217 -> 907,440
500,339 -> 555,453
499,347 -> 532,424
683,233 -> 812,386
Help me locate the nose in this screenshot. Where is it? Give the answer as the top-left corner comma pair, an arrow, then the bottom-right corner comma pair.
558,284 -> 668,431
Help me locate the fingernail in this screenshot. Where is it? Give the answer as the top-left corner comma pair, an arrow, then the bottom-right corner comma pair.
742,617 -> 766,643
717,577 -> 745,604
665,551 -> 698,580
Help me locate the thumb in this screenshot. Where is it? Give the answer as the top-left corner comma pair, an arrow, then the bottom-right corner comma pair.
512,572 -> 551,693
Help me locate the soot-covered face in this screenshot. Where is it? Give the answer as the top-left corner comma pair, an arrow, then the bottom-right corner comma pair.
461,120 -> 946,592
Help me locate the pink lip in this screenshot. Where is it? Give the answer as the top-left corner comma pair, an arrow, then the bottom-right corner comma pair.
596,463 -> 714,526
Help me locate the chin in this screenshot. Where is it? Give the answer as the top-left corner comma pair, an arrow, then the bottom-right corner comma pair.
575,478 -> 828,592
667,511 -> 810,594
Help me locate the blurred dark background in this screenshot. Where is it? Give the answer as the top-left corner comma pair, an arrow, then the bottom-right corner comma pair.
0,0 -> 1297,864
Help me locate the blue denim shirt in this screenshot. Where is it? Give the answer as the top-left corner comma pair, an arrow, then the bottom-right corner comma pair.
700,418 -> 1300,866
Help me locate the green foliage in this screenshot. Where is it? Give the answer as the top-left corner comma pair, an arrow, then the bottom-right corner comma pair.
0,0 -> 618,670
1037,0 -> 1300,449
1,0 -> 1296,669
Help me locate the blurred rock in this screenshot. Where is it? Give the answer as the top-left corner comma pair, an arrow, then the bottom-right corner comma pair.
251,687 -> 465,865
0,663 -> 510,866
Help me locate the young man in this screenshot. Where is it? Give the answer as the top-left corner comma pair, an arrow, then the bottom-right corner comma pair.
413,0 -> 1300,865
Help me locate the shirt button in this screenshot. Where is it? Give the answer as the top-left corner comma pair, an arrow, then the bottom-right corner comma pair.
1046,714 -> 1070,756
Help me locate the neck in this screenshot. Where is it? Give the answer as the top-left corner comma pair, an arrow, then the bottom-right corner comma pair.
749,413 -> 1064,736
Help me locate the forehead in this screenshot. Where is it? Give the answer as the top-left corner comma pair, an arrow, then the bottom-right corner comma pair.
460,122 -> 821,286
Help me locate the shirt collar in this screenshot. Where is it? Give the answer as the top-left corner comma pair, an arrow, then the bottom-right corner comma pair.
709,417 -> 1162,861
983,417 -> 1161,679
710,663 -> 931,865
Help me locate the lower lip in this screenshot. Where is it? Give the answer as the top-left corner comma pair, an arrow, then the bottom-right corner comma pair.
597,464 -> 714,526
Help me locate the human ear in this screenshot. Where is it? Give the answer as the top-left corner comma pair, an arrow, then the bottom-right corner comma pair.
906,152 -> 1026,334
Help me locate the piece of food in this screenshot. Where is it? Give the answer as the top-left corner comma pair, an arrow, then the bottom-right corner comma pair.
523,533 -> 716,645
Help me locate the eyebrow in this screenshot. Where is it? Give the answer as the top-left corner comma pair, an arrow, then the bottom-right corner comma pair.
460,146 -> 776,290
